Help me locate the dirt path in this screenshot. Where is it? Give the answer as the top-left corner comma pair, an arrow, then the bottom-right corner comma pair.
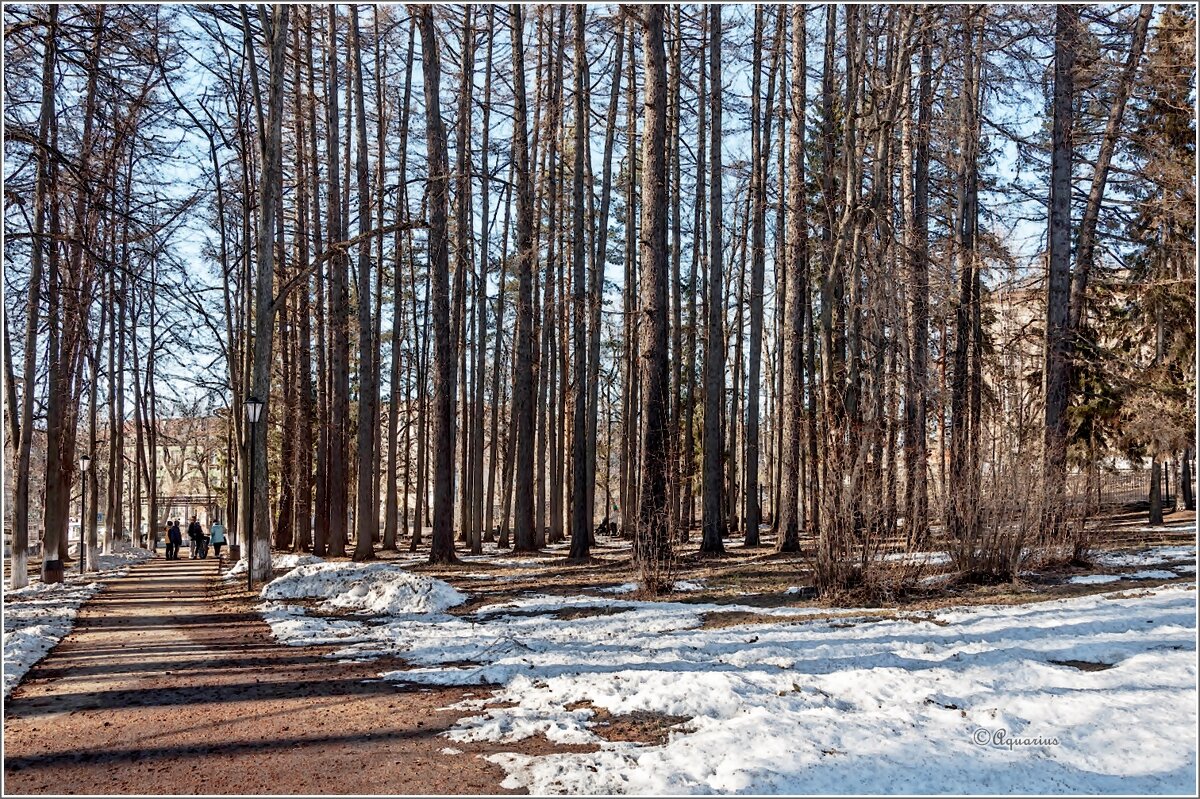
2,556 -> 522,795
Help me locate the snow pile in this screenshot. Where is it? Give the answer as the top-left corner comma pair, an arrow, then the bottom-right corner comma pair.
1068,568 -> 1186,585
1094,545 -> 1196,569
222,552 -> 322,581
262,576 -> 1196,794
260,561 -> 466,616
3,548 -> 153,697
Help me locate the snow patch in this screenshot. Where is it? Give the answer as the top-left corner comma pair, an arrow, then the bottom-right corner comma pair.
222,552 -> 323,580
1069,569 -> 1184,585
255,560 -> 1197,794
1094,545 -> 1196,569
261,561 -> 466,616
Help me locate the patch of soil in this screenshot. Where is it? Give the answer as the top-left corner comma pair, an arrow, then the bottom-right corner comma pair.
553,605 -> 634,621
700,609 -> 898,630
563,702 -> 689,746
1049,659 -> 1115,672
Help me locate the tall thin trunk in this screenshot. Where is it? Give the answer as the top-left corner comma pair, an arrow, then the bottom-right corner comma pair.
635,5 -> 670,570
385,25 -> 416,552
701,4 -> 726,555
682,10 -> 706,542
569,4 -> 590,561
1043,4 -> 1077,525
904,8 -> 932,546
326,5 -> 349,558
416,5 -> 458,564
11,4 -> 58,588
248,5 -> 290,582
351,5 -> 377,561
587,18 -> 625,536
511,3 -> 537,553
949,8 -> 980,539
778,5 -> 806,553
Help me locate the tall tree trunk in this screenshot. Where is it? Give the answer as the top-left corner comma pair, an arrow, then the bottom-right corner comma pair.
949,8 -> 980,540
1066,4 -> 1153,335
904,8 -> 932,547
326,5 -> 349,558
777,5 -> 806,553
308,6 -> 328,556
248,5 -> 290,583
569,4 -> 590,561
586,19 -> 624,536
385,25 -> 416,552
635,5 -> 670,571
11,4 -> 57,588
511,3 -> 538,554
1043,4 -> 1077,528
470,9 -> 494,555
453,6 -> 476,552
681,10 -> 705,543
416,5 -> 458,565
701,3 -> 726,556
351,5 -> 377,561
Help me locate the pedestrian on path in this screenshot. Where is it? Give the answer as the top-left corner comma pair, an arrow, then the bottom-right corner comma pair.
188,517 -> 207,559
209,520 -> 226,559
166,521 -> 182,560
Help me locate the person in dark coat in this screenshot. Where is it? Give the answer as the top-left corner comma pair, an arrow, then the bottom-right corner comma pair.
167,521 -> 183,560
187,517 -> 205,559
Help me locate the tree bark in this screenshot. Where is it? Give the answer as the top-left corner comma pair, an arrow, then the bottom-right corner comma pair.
777,5 -> 806,553
1043,4 -> 1076,527
350,5 -> 377,562
249,4 -> 290,583
416,5 -> 458,565
635,5 -> 670,570
700,4 -> 726,556
11,4 -> 57,589
569,4 -> 590,561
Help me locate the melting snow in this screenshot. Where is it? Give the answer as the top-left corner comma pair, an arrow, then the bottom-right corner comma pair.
222,552 -> 323,580
256,559 -> 1197,794
260,560 -> 466,616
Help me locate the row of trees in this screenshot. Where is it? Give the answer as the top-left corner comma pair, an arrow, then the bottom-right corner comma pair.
4,4 -> 1195,589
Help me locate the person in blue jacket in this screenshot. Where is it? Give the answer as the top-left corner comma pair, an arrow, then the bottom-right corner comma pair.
209,520 -> 227,559
166,520 -> 183,560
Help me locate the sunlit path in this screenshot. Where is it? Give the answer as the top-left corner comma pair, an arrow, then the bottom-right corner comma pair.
2,556 -> 517,795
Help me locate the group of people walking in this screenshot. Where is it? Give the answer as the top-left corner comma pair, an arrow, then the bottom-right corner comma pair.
164,517 -> 226,560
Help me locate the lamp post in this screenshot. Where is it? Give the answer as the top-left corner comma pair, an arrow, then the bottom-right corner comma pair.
79,454 -> 91,574
244,396 -> 264,592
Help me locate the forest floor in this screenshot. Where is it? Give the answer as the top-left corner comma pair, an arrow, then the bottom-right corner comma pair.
3,508 -> 1195,794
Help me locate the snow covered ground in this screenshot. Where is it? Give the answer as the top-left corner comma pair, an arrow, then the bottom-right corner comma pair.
257,554 -> 1198,794
222,552 -> 323,580
3,548 -> 153,698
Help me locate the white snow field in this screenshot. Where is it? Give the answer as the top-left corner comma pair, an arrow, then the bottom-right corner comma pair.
258,556 -> 1197,794
3,547 -> 153,698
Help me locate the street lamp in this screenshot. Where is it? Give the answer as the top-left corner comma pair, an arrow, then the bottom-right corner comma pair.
244,396 -> 264,593
79,454 -> 92,574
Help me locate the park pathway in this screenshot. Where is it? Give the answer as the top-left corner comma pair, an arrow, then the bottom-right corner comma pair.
2,556 -> 516,795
